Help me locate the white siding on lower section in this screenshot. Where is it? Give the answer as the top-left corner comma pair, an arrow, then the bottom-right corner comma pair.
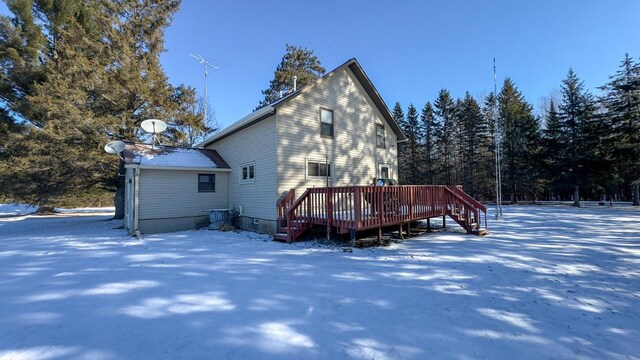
205,116 -> 278,221
276,68 -> 398,195
137,169 -> 229,220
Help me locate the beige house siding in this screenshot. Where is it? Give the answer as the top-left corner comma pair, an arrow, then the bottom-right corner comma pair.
137,169 -> 229,221
276,68 -> 398,196
205,115 -> 278,221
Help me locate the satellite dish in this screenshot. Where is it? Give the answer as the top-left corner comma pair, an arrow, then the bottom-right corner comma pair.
141,119 -> 167,134
104,140 -> 126,154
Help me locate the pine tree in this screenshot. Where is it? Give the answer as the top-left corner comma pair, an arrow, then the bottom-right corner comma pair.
0,0 -> 203,215
420,102 -> 437,184
393,102 -> 409,183
165,89 -> 218,147
499,78 -> 541,202
433,89 -> 456,184
458,92 -> 487,198
541,99 -> 565,199
256,44 -> 325,109
599,54 -> 640,205
478,92 -> 499,201
400,104 -> 422,184
557,69 -> 597,207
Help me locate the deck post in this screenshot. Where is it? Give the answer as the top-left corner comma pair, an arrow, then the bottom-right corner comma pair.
354,188 -> 361,229
443,215 -> 446,228
378,186 -> 384,245
409,186 -> 414,221
349,228 -> 356,247
326,188 -> 333,241
399,222 -> 403,240
406,222 -> 410,238
427,218 -> 431,232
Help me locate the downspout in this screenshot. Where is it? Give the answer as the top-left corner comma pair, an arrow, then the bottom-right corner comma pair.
133,167 -> 140,236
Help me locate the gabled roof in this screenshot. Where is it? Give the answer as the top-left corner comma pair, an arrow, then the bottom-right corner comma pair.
123,141 -> 230,170
198,58 -> 406,147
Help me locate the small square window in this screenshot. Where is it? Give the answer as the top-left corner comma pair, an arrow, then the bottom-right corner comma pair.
240,162 -> 256,184
376,124 -> 385,149
198,174 -> 215,192
320,108 -> 334,138
380,166 -> 389,179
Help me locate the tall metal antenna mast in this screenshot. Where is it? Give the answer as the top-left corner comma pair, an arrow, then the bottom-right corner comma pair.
494,58 -> 503,220
189,53 -> 220,125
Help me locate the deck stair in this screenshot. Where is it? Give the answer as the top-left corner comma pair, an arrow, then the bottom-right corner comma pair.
275,185 -> 488,243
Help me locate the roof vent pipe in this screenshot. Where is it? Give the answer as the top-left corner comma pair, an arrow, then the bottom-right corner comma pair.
293,76 -> 297,92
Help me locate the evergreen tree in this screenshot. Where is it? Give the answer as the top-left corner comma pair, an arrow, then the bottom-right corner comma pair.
599,54 -> 640,205
541,99 -> 565,199
458,92 -> 488,198
393,102 -> 409,183
433,89 -> 456,184
420,102 -> 437,184
256,44 -> 325,109
499,78 -> 541,202
0,0 -> 205,214
166,90 -> 218,147
400,104 -> 422,184
479,92 -> 499,201
557,69 -> 597,206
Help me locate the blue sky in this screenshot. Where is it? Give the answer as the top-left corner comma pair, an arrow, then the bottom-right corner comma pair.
3,1 -> 639,129
161,0 -> 640,128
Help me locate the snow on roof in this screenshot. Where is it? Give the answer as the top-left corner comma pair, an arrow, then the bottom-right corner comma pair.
123,142 -> 229,169
137,147 -> 216,168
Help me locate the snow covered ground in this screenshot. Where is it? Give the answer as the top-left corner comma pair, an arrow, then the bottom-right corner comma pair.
0,204 -> 114,217
0,206 -> 638,359
0,204 -> 37,217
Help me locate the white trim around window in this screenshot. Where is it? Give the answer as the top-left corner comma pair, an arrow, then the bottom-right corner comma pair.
239,161 -> 256,184
378,163 -> 391,179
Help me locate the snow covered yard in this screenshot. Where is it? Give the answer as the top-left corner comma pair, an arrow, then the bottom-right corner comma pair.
0,206 -> 639,360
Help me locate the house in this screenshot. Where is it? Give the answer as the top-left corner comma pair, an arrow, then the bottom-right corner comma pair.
122,58 -> 408,235
197,58 -> 406,234
122,142 -> 231,234
121,58 -> 488,239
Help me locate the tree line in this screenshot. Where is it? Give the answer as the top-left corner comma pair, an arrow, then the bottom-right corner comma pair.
395,54 -> 640,206
0,0 -> 214,212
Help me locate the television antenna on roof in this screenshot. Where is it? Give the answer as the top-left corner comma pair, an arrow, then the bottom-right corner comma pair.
189,53 -> 221,125
140,118 -> 167,151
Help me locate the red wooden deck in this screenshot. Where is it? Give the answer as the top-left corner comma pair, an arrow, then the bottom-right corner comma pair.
275,185 -> 488,242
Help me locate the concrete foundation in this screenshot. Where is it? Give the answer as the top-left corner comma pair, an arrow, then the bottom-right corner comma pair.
137,216 -> 210,234
237,216 -> 277,235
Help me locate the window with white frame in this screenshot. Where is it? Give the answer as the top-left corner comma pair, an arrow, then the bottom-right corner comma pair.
240,162 -> 255,183
306,160 -> 331,178
376,124 -> 386,149
380,166 -> 389,179
320,108 -> 334,138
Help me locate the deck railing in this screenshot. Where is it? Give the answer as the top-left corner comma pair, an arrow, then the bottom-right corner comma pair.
278,185 -> 487,241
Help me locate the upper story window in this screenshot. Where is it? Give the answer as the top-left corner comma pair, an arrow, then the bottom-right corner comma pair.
320,108 -> 334,138
240,162 -> 255,184
376,124 -> 385,149
198,174 -> 216,192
